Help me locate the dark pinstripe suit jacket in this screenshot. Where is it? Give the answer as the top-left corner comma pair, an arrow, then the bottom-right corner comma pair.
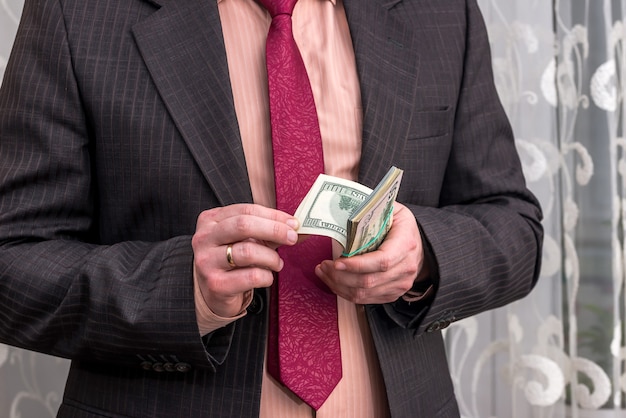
0,0 -> 543,416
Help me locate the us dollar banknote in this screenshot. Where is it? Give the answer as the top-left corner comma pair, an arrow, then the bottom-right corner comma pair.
294,166 -> 403,257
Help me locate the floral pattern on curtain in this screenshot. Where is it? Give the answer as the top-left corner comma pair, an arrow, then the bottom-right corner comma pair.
446,0 -> 626,417
1,0 -> 625,417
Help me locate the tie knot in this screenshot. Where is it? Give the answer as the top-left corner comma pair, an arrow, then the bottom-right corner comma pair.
259,0 -> 297,17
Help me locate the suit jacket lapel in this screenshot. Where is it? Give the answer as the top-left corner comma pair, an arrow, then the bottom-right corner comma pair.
344,0 -> 420,188
131,0 -> 419,203
132,0 -> 253,206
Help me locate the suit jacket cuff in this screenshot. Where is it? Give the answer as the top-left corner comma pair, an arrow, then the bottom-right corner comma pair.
383,234 -> 439,329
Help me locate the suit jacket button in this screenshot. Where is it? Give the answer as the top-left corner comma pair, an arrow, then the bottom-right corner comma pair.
247,294 -> 264,315
140,361 -> 153,371
426,321 -> 442,333
175,362 -> 191,373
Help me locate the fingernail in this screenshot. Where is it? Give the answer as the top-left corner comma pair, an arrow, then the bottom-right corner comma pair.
287,230 -> 298,243
286,218 -> 299,229
315,264 -> 324,276
335,261 -> 347,271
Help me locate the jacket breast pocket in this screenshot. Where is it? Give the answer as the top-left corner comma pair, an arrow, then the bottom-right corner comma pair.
407,106 -> 452,141
397,106 -> 454,206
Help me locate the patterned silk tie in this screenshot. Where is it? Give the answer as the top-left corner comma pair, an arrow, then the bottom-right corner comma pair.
260,0 -> 342,410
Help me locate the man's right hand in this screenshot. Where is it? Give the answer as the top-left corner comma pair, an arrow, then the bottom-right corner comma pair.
191,204 -> 299,318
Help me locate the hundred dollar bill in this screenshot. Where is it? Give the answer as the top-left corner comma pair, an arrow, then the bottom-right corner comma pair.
294,176 -> 373,248
294,166 -> 403,256
344,167 -> 403,256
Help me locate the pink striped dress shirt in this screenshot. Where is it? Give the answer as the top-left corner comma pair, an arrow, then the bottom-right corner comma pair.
194,0 -> 391,416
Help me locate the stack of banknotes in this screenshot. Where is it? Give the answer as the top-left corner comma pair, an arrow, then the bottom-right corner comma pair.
294,166 -> 403,257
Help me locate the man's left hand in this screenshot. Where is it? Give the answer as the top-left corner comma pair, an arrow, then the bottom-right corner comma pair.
315,202 -> 426,305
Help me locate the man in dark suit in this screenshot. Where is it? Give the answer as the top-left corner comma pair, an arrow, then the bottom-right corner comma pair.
0,0 -> 542,416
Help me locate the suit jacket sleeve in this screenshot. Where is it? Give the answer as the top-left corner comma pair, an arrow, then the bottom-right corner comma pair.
0,0 -> 229,371
381,0 -> 543,333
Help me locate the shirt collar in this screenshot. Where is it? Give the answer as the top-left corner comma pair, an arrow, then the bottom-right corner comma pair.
217,0 -> 337,6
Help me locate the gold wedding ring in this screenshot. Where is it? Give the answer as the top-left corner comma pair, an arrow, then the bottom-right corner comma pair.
226,244 -> 236,268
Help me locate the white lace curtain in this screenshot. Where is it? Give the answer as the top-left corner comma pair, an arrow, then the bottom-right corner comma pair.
0,1 -> 624,417
449,1 -> 626,417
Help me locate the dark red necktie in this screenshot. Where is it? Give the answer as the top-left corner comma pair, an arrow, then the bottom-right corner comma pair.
260,0 -> 342,410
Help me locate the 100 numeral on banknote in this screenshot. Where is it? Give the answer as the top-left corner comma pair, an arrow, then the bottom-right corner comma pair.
294,166 -> 403,257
